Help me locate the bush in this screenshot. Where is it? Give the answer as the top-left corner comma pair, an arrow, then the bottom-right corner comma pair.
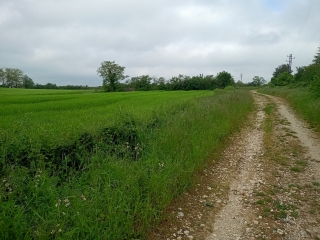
271,72 -> 294,86
310,75 -> 320,98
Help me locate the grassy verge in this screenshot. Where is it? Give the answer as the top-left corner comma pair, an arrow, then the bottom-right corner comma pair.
258,86 -> 320,132
0,89 -> 253,239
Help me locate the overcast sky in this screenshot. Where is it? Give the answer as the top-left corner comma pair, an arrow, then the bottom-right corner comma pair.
1,0 -> 320,86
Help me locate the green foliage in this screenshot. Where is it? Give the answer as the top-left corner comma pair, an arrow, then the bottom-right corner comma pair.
272,64 -> 292,79
309,75 -> 320,98
97,61 -> 127,92
0,68 -> 5,86
4,68 -> 24,88
129,75 -> 152,91
23,75 -> 35,89
0,88 -> 253,239
270,72 -> 294,86
251,76 -> 267,86
300,64 -> 320,86
258,87 -> 320,132
215,71 -> 235,88
294,66 -> 306,82
312,46 -> 320,65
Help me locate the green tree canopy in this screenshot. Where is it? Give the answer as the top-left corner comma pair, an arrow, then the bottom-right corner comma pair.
5,68 -> 24,88
272,64 -> 292,79
0,68 -> 5,86
313,46 -> 320,65
97,61 -> 127,92
23,75 -> 35,88
252,76 -> 267,86
270,72 -> 294,86
129,75 -> 152,91
294,66 -> 306,82
215,71 -> 235,88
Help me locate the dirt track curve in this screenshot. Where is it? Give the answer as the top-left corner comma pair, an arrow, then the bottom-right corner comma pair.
148,91 -> 320,240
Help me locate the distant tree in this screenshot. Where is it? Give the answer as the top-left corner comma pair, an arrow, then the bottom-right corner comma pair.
23,75 -> 35,88
5,68 -> 24,88
235,80 -> 246,87
252,76 -> 267,86
152,77 -> 167,90
272,64 -> 292,79
168,74 -> 186,90
215,71 -> 235,88
45,83 -> 58,89
97,61 -> 127,92
129,75 -> 152,91
312,46 -> 320,65
0,68 -> 5,86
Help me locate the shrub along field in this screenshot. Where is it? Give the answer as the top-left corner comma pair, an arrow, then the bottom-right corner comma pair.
258,87 -> 320,132
0,88 -> 253,239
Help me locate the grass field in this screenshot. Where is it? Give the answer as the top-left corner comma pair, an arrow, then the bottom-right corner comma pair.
258,87 -> 320,132
0,88 -> 253,239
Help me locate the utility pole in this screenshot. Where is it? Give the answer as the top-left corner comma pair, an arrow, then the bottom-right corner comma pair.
287,54 -> 295,72
240,73 -> 243,82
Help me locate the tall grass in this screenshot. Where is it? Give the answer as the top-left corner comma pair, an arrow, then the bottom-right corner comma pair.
258,87 -> 320,132
0,89 -> 253,239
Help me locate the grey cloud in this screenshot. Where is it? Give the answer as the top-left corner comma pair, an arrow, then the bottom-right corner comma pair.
0,0 -> 320,86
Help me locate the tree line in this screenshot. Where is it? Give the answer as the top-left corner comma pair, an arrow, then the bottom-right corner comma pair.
0,68 -> 93,90
269,46 -> 320,97
97,60 -> 239,92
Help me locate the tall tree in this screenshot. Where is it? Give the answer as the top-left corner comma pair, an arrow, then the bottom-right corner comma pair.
0,68 -> 5,86
313,46 -> 320,65
215,71 -> 235,88
252,76 -> 267,86
272,64 -> 292,79
23,75 -> 35,88
5,68 -> 24,88
129,75 -> 152,91
97,61 -> 127,92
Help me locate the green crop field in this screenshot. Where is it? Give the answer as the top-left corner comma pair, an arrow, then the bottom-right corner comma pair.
0,88 -> 253,239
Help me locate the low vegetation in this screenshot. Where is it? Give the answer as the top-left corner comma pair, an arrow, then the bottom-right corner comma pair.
258,45 -> 320,132
258,87 -> 320,132
0,88 -> 253,239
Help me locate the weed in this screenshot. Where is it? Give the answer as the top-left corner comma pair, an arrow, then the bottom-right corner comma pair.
290,166 -> 302,172
256,192 -> 266,197
312,182 -> 320,187
295,160 -> 308,167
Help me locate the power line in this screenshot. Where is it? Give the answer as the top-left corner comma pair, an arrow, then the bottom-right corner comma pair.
296,22 -> 320,58
291,0 -> 314,53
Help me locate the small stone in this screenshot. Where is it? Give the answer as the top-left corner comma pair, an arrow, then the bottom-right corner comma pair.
184,230 -> 189,235
254,220 -> 259,225
258,216 -> 262,219
216,199 -> 222,203
246,228 -> 251,233
200,224 -> 205,227
187,236 -> 194,239
277,229 -> 284,235
177,237 -> 182,240
177,212 -> 184,217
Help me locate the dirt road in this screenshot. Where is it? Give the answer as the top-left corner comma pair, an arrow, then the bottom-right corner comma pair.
148,91 -> 320,240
